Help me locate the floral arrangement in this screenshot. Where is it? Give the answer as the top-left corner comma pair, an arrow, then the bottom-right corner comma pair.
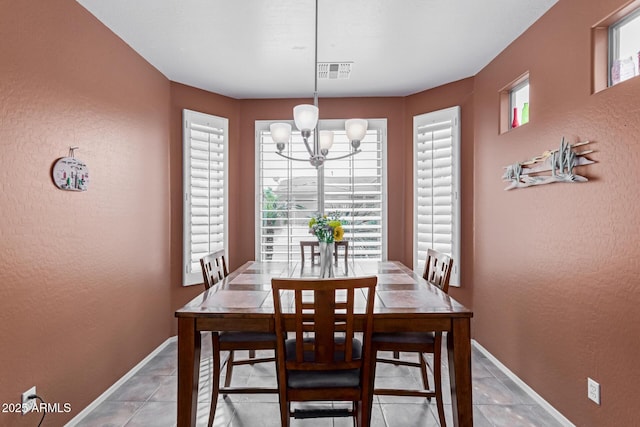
308,212 -> 344,243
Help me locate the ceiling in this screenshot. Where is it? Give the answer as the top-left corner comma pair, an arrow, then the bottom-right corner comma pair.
76,0 -> 558,99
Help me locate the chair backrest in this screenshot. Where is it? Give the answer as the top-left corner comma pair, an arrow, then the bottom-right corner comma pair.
200,249 -> 229,290
422,249 -> 453,293
271,276 -> 377,373
299,241 -> 319,265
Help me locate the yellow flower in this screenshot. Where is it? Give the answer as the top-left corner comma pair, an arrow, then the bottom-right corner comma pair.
308,217 -> 317,227
328,220 -> 341,229
333,225 -> 344,242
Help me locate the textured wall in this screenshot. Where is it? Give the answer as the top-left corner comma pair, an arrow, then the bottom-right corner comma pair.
472,0 -> 640,425
0,0 -> 171,425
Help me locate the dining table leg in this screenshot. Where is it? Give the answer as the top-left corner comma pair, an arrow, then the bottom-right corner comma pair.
448,317 -> 473,427
177,317 -> 201,427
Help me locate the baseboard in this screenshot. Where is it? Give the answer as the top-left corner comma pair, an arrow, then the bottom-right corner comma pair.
472,339 -> 575,427
65,336 -> 177,426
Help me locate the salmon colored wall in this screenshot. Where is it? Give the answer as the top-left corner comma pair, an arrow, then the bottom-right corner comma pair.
0,0 -> 171,425
472,0 -> 640,425
236,97 -> 407,265
405,78 -> 475,309
168,82 -> 241,332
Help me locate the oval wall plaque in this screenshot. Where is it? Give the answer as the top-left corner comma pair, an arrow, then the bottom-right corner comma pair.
52,157 -> 89,191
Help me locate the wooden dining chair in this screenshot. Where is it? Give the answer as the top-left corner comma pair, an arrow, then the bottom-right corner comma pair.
271,276 -> 378,427
371,248 -> 453,426
200,249 -> 228,288
299,240 -> 319,264
200,250 -> 278,427
300,240 -> 349,266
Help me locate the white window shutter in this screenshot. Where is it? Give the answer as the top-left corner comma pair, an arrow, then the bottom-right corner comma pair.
414,107 -> 460,286
255,119 -> 387,262
322,123 -> 386,260
183,109 -> 228,286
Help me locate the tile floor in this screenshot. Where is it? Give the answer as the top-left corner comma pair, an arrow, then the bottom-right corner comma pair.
73,336 -> 567,427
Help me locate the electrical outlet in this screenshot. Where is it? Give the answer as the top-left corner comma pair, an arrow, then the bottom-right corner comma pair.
587,378 -> 600,405
21,386 -> 36,415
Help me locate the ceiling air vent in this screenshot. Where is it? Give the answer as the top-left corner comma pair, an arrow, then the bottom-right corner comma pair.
317,62 -> 352,79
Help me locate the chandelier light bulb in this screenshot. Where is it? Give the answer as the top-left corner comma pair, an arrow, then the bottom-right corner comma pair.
270,122 -> 291,152
293,104 -> 319,132
270,123 -> 291,144
319,130 -> 334,152
345,119 -> 368,142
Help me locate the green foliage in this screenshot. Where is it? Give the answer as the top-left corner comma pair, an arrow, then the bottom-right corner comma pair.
263,187 -> 286,225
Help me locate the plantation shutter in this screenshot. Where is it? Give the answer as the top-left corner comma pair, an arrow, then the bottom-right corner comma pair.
322,124 -> 385,260
256,119 -> 386,262
183,109 -> 228,286
257,124 -> 319,262
414,107 -> 460,285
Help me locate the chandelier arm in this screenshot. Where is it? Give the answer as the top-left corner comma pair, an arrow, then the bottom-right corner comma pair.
301,135 -> 316,157
323,150 -> 362,162
275,152 -> 313,162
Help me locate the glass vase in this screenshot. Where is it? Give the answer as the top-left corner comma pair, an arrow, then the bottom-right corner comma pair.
521,102 -> 529,124
318,241 -> 334,278
511,107 -> 519,128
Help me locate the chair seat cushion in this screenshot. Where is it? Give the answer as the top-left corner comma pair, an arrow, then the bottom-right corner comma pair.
219,331 -> 276,343
372,331 -> 435,344
285,337 -> 362,389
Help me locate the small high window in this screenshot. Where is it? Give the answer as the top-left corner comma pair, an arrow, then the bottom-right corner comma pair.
593,1 -> 640,93
609,7 -> 640,86
499,72 -> 529,134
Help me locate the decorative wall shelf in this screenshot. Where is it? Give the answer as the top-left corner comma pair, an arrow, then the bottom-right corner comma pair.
502,138 -> 595,190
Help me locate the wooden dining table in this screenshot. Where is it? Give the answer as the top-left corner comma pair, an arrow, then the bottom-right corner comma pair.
175,260 -> 473,426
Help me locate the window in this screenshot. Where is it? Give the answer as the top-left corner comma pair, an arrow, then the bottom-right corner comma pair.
499,72 -> 529,133
609,7 -> 640,86
256,119 -> 387,262
510,80 -> 529,128
182,109 -> 228,286
414,107 -> 460,285
593,1 -> 640,92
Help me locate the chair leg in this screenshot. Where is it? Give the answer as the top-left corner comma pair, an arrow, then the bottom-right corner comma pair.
353,401 -> 359,427
208,334 -> 221,427
419,353 -> 432,401
278,399 -> 290,427
344,244 -> 349,269
433,337 -> 446,426
223,350 -> 235,390
274,345 -> 290,427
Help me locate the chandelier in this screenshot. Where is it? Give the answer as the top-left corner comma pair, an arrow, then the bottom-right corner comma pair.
269,0 -> 368,168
